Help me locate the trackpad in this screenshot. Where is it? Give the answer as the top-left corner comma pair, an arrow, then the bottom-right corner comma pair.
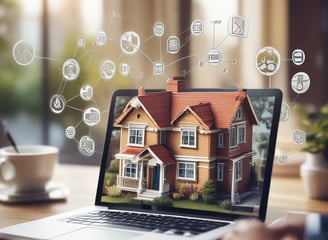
53,227 -> 141,240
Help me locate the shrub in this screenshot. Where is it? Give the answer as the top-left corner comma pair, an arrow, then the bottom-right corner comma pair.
108,159 -> 119,173
219,199 -> 232,210
106,185 -> 121,197
189,192 -> 199,201
152,196 -> 173,207
202,180 -> 217,204
172,192 -> 183,200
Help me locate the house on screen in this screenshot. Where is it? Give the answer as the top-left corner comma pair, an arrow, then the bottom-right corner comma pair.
114,77 -> 259,204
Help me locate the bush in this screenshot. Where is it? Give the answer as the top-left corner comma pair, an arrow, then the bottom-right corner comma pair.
172,192 -> 183,200
202,180 -> 217,204
108,159 -> 119,173
106,185 -> 121,197
152,196 -> 173,207
189,192 -> 199,201
219,199 -> 232,210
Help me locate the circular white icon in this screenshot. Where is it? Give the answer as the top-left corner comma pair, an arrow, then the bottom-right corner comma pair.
78,135 -> 95,156
65,126 -> 76,139
153,22 -> 164,37
292,49 -> 305,66
62,59 -> 80,81
255,47 -> 281,76
191,20 -> 203,36
120,31 -> 140,55
12,40 -> 35,66
49,94 -> 66,114
99,59 -> 116,80
291,72 -> 310,94
80,84 -> 93,101
153,61 -> 165,75
207,48 -> 222,65
280,102 -> 289,122
83,107 -> 101,126
120,63 -> 130,76
167,36 -> 180,54
293,130 -> 306,144
95,31 -> 107,46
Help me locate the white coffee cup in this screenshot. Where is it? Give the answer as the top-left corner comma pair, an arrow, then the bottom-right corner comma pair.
0,145 -> 58,193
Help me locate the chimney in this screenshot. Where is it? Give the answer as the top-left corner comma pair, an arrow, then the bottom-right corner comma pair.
166,76 -> 185,92
138,87 -> 146,96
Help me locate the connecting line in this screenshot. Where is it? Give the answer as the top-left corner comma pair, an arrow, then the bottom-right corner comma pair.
215,35 -> 230,49
165,54 -> 198,68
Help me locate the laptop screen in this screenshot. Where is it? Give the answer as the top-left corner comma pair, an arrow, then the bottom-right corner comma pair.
96,85 -> 282,221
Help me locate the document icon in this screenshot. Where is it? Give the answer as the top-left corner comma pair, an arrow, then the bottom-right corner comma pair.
229,16 -> 248,37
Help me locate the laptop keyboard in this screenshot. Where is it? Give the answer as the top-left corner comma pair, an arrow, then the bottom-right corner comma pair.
63,210 -> 229,237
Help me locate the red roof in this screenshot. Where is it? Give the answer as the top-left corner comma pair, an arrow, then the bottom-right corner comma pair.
115,87 -> 258,130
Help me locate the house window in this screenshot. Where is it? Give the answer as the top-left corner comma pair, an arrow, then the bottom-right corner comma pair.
237,124 -> 246,143
235,160 -> 242,181
235,106 -> 242,120
229,126 -> 237,147
128,123 -> 146,146
218,132 -> 224,148
180,127 -> 197,148
217,163 -> 224,181
178,162 -> 196,180
124,160 -> 137,178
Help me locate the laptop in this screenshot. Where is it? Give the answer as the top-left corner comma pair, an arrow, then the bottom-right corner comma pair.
0,84 -> 282,240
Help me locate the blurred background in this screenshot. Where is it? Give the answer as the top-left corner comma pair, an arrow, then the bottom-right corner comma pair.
0,0 -> 326,165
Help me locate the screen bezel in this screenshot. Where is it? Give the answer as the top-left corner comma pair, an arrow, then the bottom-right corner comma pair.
95,88 -> 282,222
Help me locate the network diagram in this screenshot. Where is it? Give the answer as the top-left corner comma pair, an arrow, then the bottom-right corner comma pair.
11,12 -> 309,162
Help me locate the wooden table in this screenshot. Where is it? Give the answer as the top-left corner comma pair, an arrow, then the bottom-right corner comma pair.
1,164 -> 328,228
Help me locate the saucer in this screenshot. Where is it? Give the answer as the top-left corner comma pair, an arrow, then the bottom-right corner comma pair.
0,182 -> 70,203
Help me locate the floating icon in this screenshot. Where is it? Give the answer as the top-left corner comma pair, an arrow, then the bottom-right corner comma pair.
278,155 -> 288,164
167,36 -> 180,54
120,31 -> 140,55
291,72 -> 310,94
292,49 -> 305,66
83,107 -> 101,126
207,48 -> 222,65
50,94 -> 66,114
12,40 -> 35,66
77,37 -> 86,48
80,84 -> 93,101
228,16 -> 249,37
280,102 -> 289,122
95,31 -> 107,46
153,61 -> 165,75
99,59 -> 116,80
78,135 -> 95,156
153,22 -> 164,37
120,63 -> 130,76
62,58 -> 80,81
191,20 -> 203,36
293,130 -> 306,144
255,47 -> 281,76
65,126 -> 76,139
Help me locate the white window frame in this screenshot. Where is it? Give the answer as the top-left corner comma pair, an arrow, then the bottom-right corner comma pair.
177,162 -> 196,181
235,160 -> 242,181
237,124 -> 246,144
123,159 -> 138,179
180,127 -> 197,148
127,123 -> 146,147
235,106 -> 242,120
217,163 -> 224,181
218,132 -> 224,148
229,126 -> 237,147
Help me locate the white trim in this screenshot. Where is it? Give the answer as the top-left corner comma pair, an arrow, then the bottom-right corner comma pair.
177,162 -> 196,181
174,155 -> 217,162
180,126 -> 197,148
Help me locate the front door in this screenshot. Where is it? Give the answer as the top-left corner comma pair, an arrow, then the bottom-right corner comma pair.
152,164 -> 160,190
